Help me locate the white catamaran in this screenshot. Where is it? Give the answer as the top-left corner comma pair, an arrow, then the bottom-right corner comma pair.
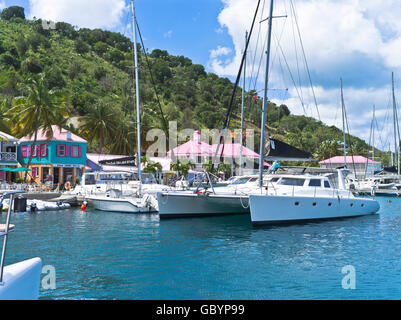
248,0 -> 380,225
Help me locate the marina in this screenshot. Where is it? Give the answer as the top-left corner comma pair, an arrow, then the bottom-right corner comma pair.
0,196 -> 400,300
1,0 -> 401,302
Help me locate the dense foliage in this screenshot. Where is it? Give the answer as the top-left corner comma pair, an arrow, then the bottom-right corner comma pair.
0,7 -> 391,166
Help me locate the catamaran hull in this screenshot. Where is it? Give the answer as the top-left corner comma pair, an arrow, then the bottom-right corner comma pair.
0,257 -> 42,300
157,192 -> 250,218
86,197 -> 156,213
249,195 -> 380,225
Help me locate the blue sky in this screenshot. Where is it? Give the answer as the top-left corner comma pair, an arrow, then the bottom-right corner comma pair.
2,0 -> 401,152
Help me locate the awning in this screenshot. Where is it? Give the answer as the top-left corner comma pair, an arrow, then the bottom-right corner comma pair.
0,167 -> 32,172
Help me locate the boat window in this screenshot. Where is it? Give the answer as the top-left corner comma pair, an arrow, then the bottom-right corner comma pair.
277,178 -> 305,186
308,179 -> 321,187
232,178 -> 250,185
248,177 -> 258,182
324,181 -> 331,188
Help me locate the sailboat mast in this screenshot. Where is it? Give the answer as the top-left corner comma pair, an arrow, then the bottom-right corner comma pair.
340,78 -> 347,167
240,31 -> 248,176
258,0 -> 274,187
372,104 -> 375,162
131,0 -> 142,197
392,72 -> 400,175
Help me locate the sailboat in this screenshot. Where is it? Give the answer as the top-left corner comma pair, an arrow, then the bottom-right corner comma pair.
85,0 -> 158,213
351,73 -> 401,196
248,0 -> 380,225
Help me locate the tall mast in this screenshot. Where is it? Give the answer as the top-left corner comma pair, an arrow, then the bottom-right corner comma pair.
340,78 -> 347,167
131,0 -> 142,197
258,0 -> 274,187
372,104 -> 375,162
239,30 -> 248,176
392,72 -> 400,175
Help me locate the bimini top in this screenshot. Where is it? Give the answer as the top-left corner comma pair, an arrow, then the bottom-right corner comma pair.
19,125 -> 87,143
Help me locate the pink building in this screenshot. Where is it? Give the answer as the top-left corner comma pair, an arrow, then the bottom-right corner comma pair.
320,155 -> 381,178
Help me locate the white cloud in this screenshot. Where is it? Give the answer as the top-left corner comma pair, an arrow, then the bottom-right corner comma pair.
163,30 -> 173,39
29,0 -> 128,29
0,1 -> 6,11
210,45 -> 232,59
209,0 -> 401,147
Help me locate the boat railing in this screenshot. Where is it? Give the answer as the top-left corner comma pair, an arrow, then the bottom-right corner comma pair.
0,190 -> 24,284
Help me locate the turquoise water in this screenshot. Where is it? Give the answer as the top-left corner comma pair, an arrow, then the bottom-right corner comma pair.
2,196 -> 401,300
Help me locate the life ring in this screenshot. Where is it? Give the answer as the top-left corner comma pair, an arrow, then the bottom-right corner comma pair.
64,181 -> 71,191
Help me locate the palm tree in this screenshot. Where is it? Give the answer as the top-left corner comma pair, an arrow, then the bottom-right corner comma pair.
6,74 -> 68,180
0,100 -> 11,134
79,101 -> 119,154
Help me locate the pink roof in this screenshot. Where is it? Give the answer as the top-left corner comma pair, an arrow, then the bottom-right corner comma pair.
211,143 -> 260,158
320,155 -> 380,164
167,139 -> 214,157
19,125 -> 87,143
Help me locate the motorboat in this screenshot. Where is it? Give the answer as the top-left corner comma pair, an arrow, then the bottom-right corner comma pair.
85,189 -> 158,213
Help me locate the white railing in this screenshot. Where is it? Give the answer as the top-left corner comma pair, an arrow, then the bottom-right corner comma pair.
0,152 -> 17,161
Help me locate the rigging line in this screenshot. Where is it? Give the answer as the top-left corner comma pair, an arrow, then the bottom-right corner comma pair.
289,0 -> 305,116
289,0 -> 321,121
364,110 -> 374,179
248,0 -> 266,91
274,31 -> 307,115
135,19 -> 169,142
224,0 -> 262,130
250,30 -> 268,92
343,95 -> 357,176
214,0 -> 262,164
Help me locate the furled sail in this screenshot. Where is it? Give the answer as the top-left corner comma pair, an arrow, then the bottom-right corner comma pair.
264,138 -> 315,161
99,156 -> 137,167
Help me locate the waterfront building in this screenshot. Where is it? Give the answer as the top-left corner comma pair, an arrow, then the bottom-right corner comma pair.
0,131 -> 19,182
319,155 -> 382,178
18,125 -> 87,186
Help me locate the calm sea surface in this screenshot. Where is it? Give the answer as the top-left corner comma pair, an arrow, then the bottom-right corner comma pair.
2,196 -> 401,300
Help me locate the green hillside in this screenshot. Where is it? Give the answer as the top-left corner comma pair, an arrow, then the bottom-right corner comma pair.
0,6 -> 392,166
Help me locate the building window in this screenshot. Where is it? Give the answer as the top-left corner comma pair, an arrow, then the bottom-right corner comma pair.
32,167 -> 39,177
40,144 -> 47,157
70,145 -> 81,158
22,145 -> 27,157
57,144 -> 67,157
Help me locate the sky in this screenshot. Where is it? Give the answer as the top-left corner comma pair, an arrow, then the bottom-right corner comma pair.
1,0 -> 401,153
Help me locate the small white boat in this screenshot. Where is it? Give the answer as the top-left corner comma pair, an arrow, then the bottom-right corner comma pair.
86,190 -> 158,213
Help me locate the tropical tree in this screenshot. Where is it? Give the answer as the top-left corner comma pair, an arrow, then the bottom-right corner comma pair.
170,159 -> 195,177
313,139 -> 342,161
0,100 -> 11,134
7,74 -> 68,180
79,101 -> 119,154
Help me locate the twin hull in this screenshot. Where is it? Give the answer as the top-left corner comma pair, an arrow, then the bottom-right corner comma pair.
249,194 -> 380,225
157,192 -> 250,218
